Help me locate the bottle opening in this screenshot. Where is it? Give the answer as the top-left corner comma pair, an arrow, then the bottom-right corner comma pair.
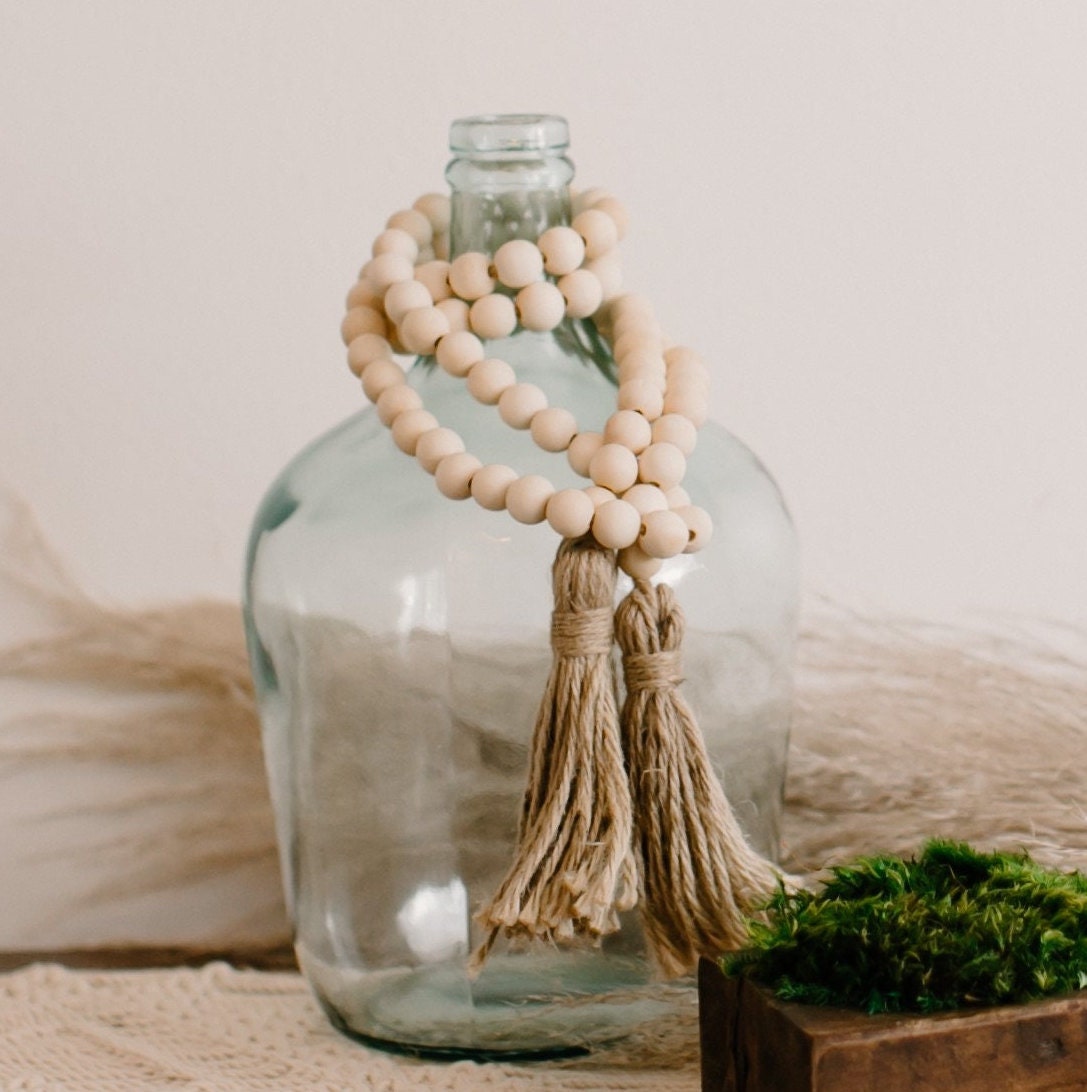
449,115 -> 569,158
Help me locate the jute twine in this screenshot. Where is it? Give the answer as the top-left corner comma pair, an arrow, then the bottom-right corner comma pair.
475,536 -> 783,977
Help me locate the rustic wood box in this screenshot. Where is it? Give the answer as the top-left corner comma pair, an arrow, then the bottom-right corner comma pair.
698,957 -> 1087,1091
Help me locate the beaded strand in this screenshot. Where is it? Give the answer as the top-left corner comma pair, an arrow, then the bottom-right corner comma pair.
341,189 -> 713,579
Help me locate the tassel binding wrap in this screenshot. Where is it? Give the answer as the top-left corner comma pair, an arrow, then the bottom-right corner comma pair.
472,537 -> 636,971
615,580 -> 783,978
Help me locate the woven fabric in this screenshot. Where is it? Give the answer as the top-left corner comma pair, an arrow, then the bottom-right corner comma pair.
0,962 -> 698,1091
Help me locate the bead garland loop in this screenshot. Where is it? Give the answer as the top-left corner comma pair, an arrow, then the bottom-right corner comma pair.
341,189 -> 714,579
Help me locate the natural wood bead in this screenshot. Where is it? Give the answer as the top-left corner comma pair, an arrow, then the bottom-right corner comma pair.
435,330 -> 484,378
414,260 -> 452,303
652,413 -> 699,456
416,426 -> 466,474
399,306 -> 451,355
498,382 -> 548,429
360,358 -> 405,402
434,451 -> 482,500
572,186 -> 611,214
546,488 -> 596,538
665,484 -> 692,509
567,431 -> 604,477
372,227 -> 419,261
530,406 -> 578,452
493,239 -> 544,289
639,508 -> 690,559
572,208 -> 619,259
516,281 -> 566,331
433,232 -> 450,261
613,329 -> 664,360
412,193 -> 451,234
386,208 -> 433,247
591,498 -> 641,549
584,252 -> 623,300
435,297 -> 470,334
376,383 -> 423,427
618,378 -> 665,420
470,463 -> 519,511
583,484 -> 616,508
364,252 -> 415,292
610,293 -> 656,324
662,385 -> 709,428
346,279 -> 383,310
506,474 -> 555,524
383,280 -> 432,325
603,409 -> 653,453
390,408 -> 438,454
617,544 -> 662,580
589,443 -> 639,493
558,269 -> 604,319
637,442 -> 687,490
466,357 -> 516,405
448,253 -> 496,300
346,333 -> 393,376
677,504 -> 713,553
665,346 -> 711,387
593,196 -> 629,240
622,483 -> 669,516
469,293 -> 517,340
537,226 -> 586,276
341,306 -> 386,345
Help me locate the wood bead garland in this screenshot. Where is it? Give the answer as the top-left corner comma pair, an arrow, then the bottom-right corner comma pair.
341,188 -> 716,575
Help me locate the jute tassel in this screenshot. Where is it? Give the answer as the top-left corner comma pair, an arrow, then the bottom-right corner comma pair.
472,536 -> 636,970
615,579 -> 783,977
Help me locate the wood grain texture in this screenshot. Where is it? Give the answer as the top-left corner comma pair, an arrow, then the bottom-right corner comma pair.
0,944 -> 297,973
699,958 -> 1087,1091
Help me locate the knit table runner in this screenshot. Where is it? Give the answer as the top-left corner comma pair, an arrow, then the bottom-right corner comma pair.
0,962 -> 698,1091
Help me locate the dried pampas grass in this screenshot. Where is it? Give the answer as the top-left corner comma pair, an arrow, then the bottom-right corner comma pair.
0,488 -> 1085,947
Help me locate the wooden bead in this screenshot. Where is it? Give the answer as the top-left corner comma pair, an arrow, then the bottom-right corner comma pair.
618,378 -> 665,421
639,508 -> 690,559
572,208 -> 619,259
652,413 -> 699,456
360,358 -> 405,402
516,281 -> 566,331
398,306 -> 451,355
622,483 -> 669,516
558,269 -> 604,319
677,505 -> 714,553
610,293 -> 656,325
662,386 -> 709,428
372,227 -> 419,261
414,260 -> 452,303
390,408 -> 438,454
435,297 -> 470,334
364,252 -> 415,292
469,293 -> 517,340
637,442 -> 687,490
433,232 -> 450,261
383,279 -> 432,325
466,357 -> 516,405
470,463 -> 519,511
567,431 -> 604,477
530,406 -> 578,452
416,427 -> 466,474
412,193 -> 451,234
435,330 -> 484,378
664,346 -> 711,387
603,410 -> 652,453
448,253 -> 496,300
506,475 -> 555,524
665,484 -> 692,509
592,196 -> 629,240
493,239 -> 544,289
498,382 -> 548,429
617,544 -> 663,580
386,208 -> 433,247
376,383 -> 423,427
572,186 -> 611,214
346,333 -> 393,376
346,279 -> 382,310
537,226 -> 586,276
613,329 -> 664,360
434,451 -> 482,500
546,488 -> 596,538
589,443 -> 639,493
584,252 -> 623,300
583,485 -> 616,508
591,498 -> 641,549
341,306 -> 386,345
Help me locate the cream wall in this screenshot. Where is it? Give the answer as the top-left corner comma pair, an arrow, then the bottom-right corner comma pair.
2,1 -> 1086,624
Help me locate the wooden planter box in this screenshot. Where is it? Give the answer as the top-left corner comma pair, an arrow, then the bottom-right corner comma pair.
698,958 -> 1087,1091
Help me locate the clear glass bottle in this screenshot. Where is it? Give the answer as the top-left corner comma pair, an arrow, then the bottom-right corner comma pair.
243,114 -> 798,1060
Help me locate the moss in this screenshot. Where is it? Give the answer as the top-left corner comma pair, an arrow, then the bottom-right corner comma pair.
724,840 -> 1087,1014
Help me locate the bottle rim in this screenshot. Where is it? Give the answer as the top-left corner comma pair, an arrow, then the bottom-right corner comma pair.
449,115 -> 569,158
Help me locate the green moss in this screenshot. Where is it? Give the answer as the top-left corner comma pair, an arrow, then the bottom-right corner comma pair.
724,841 -> 1087,1014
